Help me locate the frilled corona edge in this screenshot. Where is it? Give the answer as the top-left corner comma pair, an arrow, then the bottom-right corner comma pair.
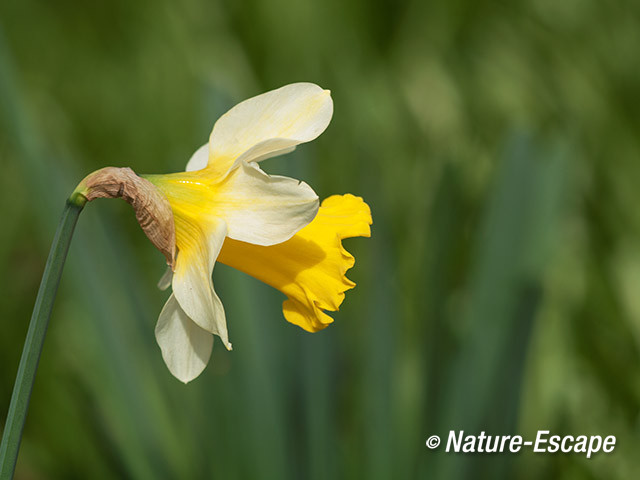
73,167 -> 176,268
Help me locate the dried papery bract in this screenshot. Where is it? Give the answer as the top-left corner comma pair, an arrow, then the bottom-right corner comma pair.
74,167 -> 176,268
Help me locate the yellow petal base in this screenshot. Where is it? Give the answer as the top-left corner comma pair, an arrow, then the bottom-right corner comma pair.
218,194 -> 372,332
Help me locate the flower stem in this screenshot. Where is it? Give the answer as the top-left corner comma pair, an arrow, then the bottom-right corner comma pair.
0,198 -> 84,480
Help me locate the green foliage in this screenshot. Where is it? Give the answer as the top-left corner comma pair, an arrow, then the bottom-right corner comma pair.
1,0 -> 639,478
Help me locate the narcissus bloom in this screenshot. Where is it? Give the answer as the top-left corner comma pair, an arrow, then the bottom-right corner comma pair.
74,83 -> 371,383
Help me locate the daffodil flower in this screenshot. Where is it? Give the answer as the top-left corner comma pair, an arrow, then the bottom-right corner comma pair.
74,83 -> 371,383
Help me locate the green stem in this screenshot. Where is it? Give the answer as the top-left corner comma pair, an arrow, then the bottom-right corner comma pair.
0,199 -> 84,480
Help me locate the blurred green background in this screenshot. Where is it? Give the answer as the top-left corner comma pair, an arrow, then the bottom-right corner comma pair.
1,0 -> 639,478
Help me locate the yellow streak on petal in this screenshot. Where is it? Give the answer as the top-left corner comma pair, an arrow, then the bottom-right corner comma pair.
144,170 -> 223,231
217,194 -> 372,332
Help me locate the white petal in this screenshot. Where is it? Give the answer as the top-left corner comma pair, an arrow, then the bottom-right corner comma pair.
215,161 -> 319,246
207,83 -> 333,175
185,143 -> 209,172
157,267 -> 173,291
155,294 -> 213,383
246,144 -> 297,164
171,218 -> 232,350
